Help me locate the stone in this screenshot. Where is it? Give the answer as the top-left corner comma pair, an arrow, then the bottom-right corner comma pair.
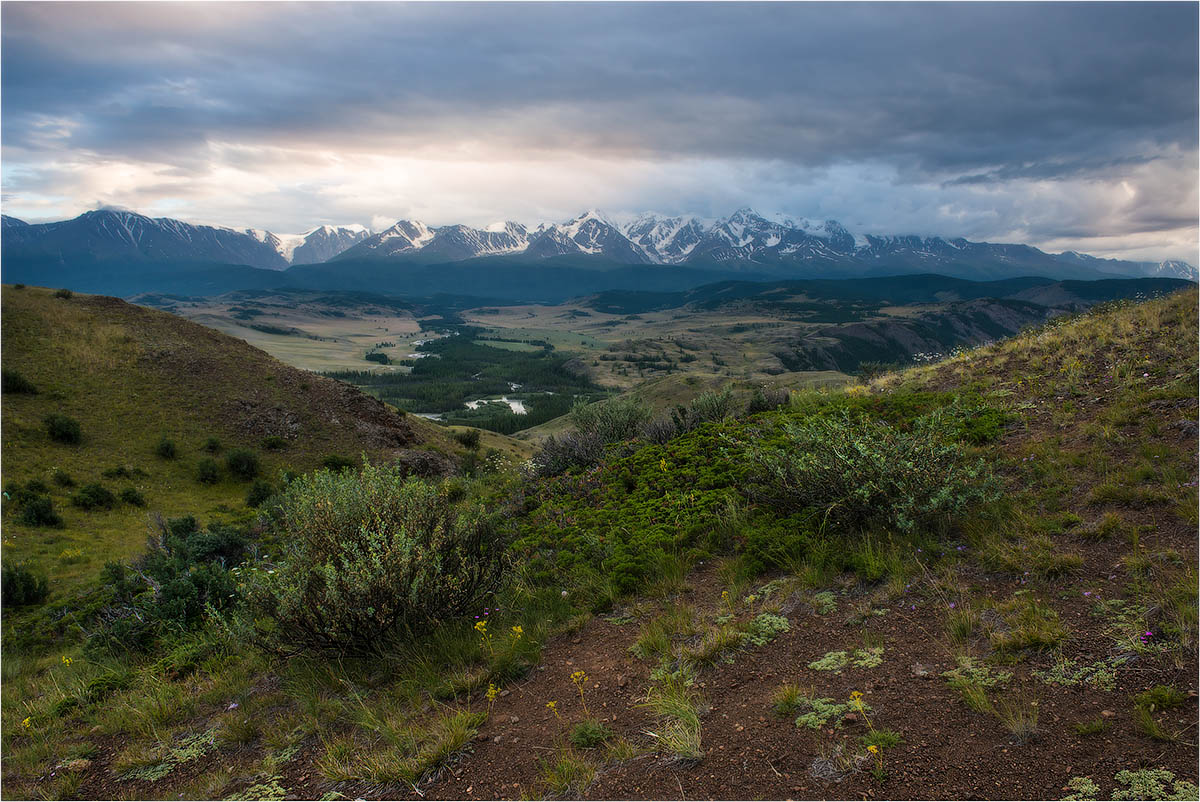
910,663 -> 933,677
1101,709 -> 1116,718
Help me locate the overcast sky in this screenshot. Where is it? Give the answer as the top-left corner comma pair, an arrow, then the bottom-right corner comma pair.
2,1 -> 1196,262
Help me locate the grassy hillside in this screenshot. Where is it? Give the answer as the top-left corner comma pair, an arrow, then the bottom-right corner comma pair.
2,288 -> 1195,801
0,285 -> 467,594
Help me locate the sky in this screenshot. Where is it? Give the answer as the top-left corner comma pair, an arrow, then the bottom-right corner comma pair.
2,1 -> 1197,263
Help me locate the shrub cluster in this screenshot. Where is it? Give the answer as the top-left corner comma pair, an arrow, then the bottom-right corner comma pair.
72,482 -> 116,511
44,413 -> 82,444
453,428 -> 481,450
86,516 -> 247,654
2,563 -> 50,607
322,454 -> 356,472
226,449 -> 260,481
245,480 -> 275,508
6,480 -> 65,527
1,368 -> 38,395
532,390 -> 746,476
248,461 -> 504,654
156,437 -> 177,459
196,458 -> 220,484
735,408 -> 999,533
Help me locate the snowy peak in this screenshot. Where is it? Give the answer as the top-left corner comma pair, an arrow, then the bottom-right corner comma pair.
335,220 -> 528,261
526,211 -> 649,262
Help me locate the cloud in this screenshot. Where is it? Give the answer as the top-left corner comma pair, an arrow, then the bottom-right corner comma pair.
1,2 -> 1196,261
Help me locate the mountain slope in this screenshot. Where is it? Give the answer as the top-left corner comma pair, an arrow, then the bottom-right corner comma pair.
0,284 -> 460,594
3,210 -> 289,269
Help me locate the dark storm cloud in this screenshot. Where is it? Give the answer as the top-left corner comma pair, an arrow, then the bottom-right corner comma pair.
1,2 -> 1195,262
3,2 -> 1195,173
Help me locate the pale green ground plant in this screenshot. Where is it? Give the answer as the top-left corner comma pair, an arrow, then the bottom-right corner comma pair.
640,664 -> 705,761
1063,769 -> 1200,801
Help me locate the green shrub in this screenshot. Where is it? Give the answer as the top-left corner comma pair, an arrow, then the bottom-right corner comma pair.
737,408 -> 998,533
44,413 -> 82,445
196,459 -> 220,485
226,450 -> 260,481
245,480 -> 274,508
674,387 -> 738,432
248,461 -> 504,654
453,429 -> 481,450
530,431 -> 605,477
260,435 -> 287,451
54,288 -> 73,299
1,368 -> 37,395
51,469 -> 75,488
86,522 -> 244,655
322,454 -> 356,472
72,483 -> 116,511
569,719 -> 614,748
2,563 -> 49,606
747,386 -> 788,414
203,437 -> 222,453
570,396 -> 651,444
19,495 -> 63,527
156,437 -> 177,459
120,487 -> 147,507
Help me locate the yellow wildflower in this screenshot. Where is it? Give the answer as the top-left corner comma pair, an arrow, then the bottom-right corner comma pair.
867,745 -> 879,755
511,625 -> 523,639
571,671 -> 590,715
474,620 -> 487,635
61,656 -> 72,667
486,683 -> 499,703
21,717 -> 31,729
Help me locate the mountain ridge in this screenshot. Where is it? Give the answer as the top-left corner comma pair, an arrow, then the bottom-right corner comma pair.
3,208 -> 1195,290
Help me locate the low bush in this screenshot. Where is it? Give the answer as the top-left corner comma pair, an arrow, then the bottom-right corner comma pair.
530,431 -> 605,477
1,368 -> 37,395
72,483 -> 116,511
747,386 -> 789,414
569,719 -> 614,748
248,461 -> 504,654
85,520 -> 246,655
44,413 -> 82,445
226,449 -> 260,481
569,397 -> 651,444
322,454 -> 356,472
1,563 -> 50,607
196,458 -> 220,484
156,437 -> 177,459
54,288 -> 73,299
203,437 -> 222,453
261,435 -> 287,450
453,429 -> 481,450
51,469 -> 75,487
245,480 -> 274,508
675,387 -> 738,432
19,495 -> 63,528
736,408 -> 998,534
120,487 -> 147,507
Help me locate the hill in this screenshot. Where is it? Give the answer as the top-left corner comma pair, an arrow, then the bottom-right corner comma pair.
0,285 -> 466,595
1,288 -> 1195,801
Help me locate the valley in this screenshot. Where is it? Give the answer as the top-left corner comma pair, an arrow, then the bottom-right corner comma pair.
137,276 -> 1193,438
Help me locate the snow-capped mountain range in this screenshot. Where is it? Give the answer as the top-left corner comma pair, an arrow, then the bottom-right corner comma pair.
1,208 -> 1195,282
